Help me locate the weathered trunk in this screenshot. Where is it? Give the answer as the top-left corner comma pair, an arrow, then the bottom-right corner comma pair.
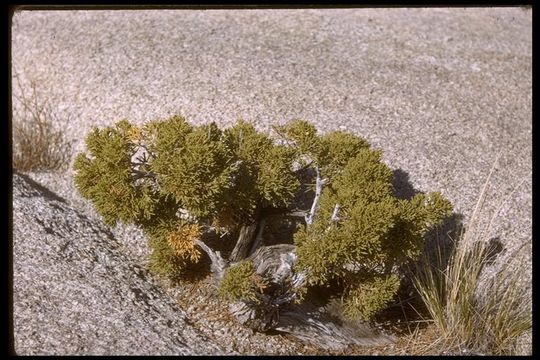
229,300 -> 393,350
229,207 -> 289,263
227,244 -> 394,350
275,303 -> 394,350
229,222 -> 259,262
228,244 -> 300,332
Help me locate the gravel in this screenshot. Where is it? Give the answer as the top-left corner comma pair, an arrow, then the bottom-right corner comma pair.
11,7 -> 532,355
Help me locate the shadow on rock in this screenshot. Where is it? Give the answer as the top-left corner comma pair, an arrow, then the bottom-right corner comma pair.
13,172 -> 67,203
373,169 -> 467,334
392,168 -> 422,201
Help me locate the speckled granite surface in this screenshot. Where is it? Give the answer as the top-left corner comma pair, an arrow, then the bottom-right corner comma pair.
11,7 -> 531,355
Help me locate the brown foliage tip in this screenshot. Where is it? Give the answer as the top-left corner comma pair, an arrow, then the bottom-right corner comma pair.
167,223 -> 202,262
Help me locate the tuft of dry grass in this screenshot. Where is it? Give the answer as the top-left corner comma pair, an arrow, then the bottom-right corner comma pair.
411,155 -> 532,355
12,73 -> 71,172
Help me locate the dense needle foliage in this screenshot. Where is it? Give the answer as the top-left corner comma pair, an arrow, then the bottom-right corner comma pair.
74,116 -> 452,320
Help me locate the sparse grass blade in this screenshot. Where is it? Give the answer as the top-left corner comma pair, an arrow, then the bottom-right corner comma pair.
411,155 -> 531,355
12,72 -> 71,172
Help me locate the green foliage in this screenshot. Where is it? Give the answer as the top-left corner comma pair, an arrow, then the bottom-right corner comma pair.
73,116 -> 299,279
221,120 -> 299,222
274,120 -> 370,178
342,273 -> 401,321
383,192 -> 454,263
136,200 -> 201,278
148,225 -> 194,278
74,115 -> 453,321
219,260 -> 267,304
318,130 -> 371,178
150,117 -> 235,219
73,120 -> 158,227
274,119 -> 321,160
294,140 -> 452,321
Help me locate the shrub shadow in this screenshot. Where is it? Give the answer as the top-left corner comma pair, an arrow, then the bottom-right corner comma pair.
374,169 -> 466,334
392,168 -> 421,200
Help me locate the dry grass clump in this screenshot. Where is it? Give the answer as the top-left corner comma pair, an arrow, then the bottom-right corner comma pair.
411,156 -> 531,355
12,73 -> 71,172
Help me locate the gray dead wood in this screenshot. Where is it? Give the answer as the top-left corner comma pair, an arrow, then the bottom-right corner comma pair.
227,244 -> 394,350
229,222 -> 259,263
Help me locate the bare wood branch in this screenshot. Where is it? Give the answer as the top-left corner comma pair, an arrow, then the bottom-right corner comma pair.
137,143 -> 155,159
305,167 -> 327,226
248,217 -> 266,257
330,203 -> 341,222
194,239 -> 228,280
131,169 -> 156,181
285,209 -> 309,219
